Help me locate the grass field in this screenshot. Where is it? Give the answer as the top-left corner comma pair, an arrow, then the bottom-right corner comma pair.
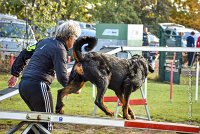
0,72 -> 200,133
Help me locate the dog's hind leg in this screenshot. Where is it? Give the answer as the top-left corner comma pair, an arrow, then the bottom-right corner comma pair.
95,77 -> 114,116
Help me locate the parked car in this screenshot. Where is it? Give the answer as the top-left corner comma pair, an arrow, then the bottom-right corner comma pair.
47,21 -> 96,37
0,14 -> 37,71
159,23 -> 199,47
159,23 -> 185,30
0,14 -> 37,52
86,23 -> 96,30
78,21 -> 96,36
78,21 -> 96,30
80,28 -> 96,37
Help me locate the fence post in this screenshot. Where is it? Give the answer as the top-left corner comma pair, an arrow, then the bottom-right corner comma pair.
170,60 -> 173,103
195,61 -> 199,102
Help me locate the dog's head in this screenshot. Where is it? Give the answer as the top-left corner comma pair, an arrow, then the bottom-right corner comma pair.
131,54 -> 154,74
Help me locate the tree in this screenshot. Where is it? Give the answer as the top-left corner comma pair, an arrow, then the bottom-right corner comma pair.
1,0 -> 198,38
0,0 -> 24,15
170,0 -> 200,31
23,0 -> 61,40
130,0 -> 172,34
91,0 -> 141,24
0,0 -> 63,40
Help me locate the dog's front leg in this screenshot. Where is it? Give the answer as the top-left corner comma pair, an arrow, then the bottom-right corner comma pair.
56,88 -> 65,114
122,95 -> 132,120
115,92 -> 135,119
128,106 -> 135,119
122,79 -> 133,120
56,80 -> 85,114
118,97 -> 132,120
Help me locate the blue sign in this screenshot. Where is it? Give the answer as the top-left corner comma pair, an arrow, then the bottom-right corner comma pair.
59,117 -> 63,122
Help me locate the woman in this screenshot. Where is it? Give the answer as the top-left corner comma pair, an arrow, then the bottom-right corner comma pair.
8,20 -> 81,133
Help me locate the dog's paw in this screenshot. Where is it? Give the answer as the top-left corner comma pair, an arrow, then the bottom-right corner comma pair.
59,108 -> 65,114
56,107 -> 65,114
129,111 -> 136,119
106,111 -> 114,116
55,104 -> 65,114
123,114 -> 131,120
130,114 -> 136,119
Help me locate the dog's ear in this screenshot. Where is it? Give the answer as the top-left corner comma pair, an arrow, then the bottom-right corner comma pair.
148,63 -> 154,73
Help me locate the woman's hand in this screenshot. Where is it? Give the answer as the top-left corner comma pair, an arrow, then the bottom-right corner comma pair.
8,75 -> 18,87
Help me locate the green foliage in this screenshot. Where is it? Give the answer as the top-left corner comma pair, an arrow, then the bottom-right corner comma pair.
170,0 -> 200,31
129,0 -> 172,34
25,1 -> 60,40
0,0 -> 199,39
0,0 -> 24,15
92,0 -> 141,24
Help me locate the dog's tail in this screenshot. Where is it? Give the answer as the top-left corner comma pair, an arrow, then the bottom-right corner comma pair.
73,36 -> 98,62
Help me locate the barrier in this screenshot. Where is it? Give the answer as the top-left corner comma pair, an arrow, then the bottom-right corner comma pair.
0,111 -> 199,134
0,85 -> 18,101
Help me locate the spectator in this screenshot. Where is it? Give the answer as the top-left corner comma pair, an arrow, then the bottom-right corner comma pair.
7,20 -> 81,133
179,32 -> 185,47
178,32 -> 185,67
142,27 -> 150,61
194,35 -> 200,63
186,31 -> 195,67
196,35 -> 200,48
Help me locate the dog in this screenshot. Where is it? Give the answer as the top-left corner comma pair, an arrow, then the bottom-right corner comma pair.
56,36 -> 154,120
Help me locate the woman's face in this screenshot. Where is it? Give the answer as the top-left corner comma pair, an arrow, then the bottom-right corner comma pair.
66,36 -> 77,49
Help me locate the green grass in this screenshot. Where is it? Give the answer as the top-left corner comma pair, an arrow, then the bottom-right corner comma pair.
0,72 -> 200,133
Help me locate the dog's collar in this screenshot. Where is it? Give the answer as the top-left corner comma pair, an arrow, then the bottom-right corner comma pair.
56,37 -> 69,51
